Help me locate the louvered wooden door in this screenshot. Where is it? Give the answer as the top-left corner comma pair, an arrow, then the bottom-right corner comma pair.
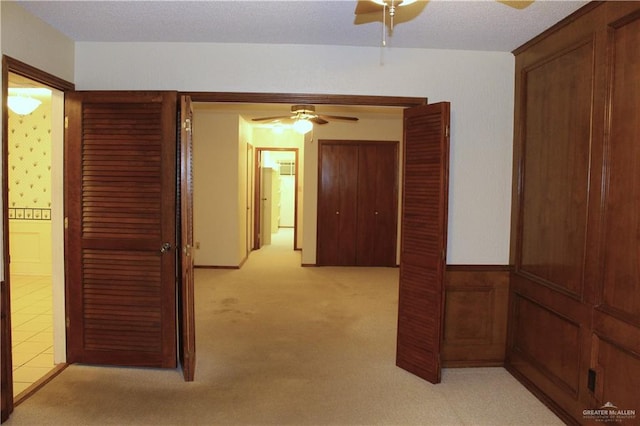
65,91 -> 178,367
178,96 -> 196,381
396,102 -> 450,384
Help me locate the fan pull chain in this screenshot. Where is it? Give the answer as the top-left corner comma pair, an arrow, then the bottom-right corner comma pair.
382,2 -> 387,46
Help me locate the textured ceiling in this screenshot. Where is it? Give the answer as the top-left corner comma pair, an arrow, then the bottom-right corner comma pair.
17,0 -> 589,52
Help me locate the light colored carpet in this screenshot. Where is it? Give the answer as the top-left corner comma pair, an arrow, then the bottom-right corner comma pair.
6,229 -> 562,425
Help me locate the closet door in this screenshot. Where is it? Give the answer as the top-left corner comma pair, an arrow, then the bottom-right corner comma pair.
356,143 -> 398,266
317,143 -> 358,265
65,91 -> 177,368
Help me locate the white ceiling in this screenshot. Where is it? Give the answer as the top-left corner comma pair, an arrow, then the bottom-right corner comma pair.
16,0 -> 589,52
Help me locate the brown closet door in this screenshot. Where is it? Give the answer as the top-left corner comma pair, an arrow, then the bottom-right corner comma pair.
179,96 -> 196,381
396,102 -> 450,384
317,143 -> 358,265
356,143 -> 398,266
65,91 -> 177,367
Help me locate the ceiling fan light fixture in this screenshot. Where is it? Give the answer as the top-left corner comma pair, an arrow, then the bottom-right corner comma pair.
7,95 -> 41,115
293,118 -> 313,134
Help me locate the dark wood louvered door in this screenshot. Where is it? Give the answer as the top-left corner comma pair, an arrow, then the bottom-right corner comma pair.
396,102 -> 450,384
178,95 -> 196,381
65,91 -> 178,367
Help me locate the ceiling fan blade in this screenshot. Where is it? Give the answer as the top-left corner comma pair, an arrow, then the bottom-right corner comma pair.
497,0 -> 535,10
318,114 -> 359,122
252,115 -> 290,122
310,116 -> 329,125
355,0 -> 383,15
354,0 -> 430,26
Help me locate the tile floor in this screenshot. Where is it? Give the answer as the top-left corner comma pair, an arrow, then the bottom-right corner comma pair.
10,275 -> 55,396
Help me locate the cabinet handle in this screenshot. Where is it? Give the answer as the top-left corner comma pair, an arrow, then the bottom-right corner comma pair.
335,211 -> 340,215
374,211 -> 379,215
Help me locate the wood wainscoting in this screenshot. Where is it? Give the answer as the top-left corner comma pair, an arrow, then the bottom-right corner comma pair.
442,265 -> 510,367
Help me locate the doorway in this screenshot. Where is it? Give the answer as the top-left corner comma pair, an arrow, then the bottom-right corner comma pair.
254,148 -> 299,251
6,72 -> 65,397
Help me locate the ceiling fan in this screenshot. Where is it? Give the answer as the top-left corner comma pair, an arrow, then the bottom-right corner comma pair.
355,0 -> 535,45
252,105 -> 359,134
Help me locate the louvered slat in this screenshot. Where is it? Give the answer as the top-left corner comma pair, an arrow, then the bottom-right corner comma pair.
81,103 -> 162,239
83,249 -> 161,352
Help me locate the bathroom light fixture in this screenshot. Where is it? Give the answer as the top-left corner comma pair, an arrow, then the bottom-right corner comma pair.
292,119 -> 313,134
7,95 -> 41,115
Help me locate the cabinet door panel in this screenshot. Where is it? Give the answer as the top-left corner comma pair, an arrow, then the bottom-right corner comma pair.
590,11 -> 640,413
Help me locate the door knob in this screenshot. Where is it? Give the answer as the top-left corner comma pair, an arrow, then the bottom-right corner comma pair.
160,242 -> 172,253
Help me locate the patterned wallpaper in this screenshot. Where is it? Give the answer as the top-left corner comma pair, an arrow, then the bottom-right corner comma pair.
8,95 -> 52,220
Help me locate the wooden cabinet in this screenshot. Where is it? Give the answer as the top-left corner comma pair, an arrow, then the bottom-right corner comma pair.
508,2 -> 640,423
317,140 -> 398,266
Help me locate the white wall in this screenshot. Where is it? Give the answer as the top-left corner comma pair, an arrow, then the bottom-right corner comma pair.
1,1 -> 74,83
74,42 -> 514,264
192,109 -> 242,267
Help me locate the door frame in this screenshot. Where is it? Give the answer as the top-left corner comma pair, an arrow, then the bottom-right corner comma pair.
185,93 -> 426,255
253,147 -> 299,250
1,56 -> 74,421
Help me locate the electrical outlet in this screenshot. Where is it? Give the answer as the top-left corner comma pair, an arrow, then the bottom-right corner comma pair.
195,242 -> 200,249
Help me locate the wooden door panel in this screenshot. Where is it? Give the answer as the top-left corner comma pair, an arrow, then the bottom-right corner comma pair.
356,144 -> 377,265
372,143 -> 398,266
317,144 -> 342,265
356,143 -> 398,266
508,5 -> 640,422
179,96 -> 196,381
396,102 -> 450,384
317,143 -> 358,265
511,294 -> 581,395
65,91 -> 177,368
519,41 -> 593,297
507,32 -> 597,421
588,12 -> 640,413
593,337 -> 640,411
337,145 -> 358,265
599,13 -> 640,323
